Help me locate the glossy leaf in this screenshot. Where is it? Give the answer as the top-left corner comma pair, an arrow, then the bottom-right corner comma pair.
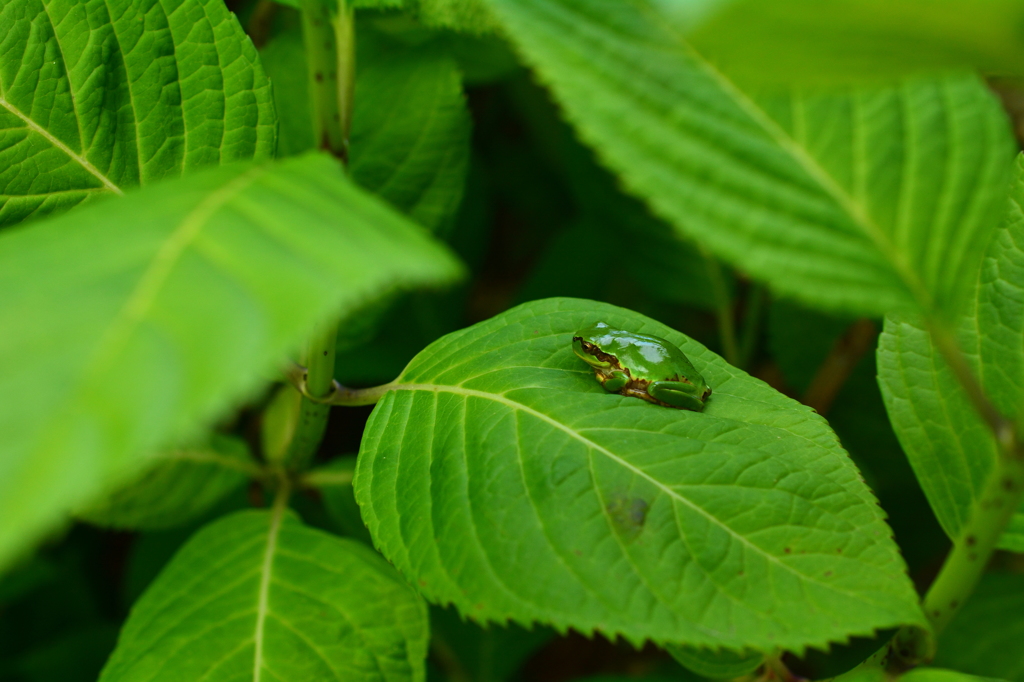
100,509 -> 429,682
261,25 -> 471,232
355,297 -> 925,652
482,0 -> 1014,317
0,0 -> 275,228
935,572 -> 1024,682
0,152 -> 463,569
77,435 -> 259,530
683,0 -> 1024,87
878,155 -> 1024,550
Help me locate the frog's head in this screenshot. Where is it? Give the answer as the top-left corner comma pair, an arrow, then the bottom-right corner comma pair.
572,322 -> 619,370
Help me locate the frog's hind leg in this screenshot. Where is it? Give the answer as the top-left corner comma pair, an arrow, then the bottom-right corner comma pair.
648,380 -> 705,411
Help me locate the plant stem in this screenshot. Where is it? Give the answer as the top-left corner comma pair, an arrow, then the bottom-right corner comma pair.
884,317 -> 1024,670
283,318 -> 338,469
300,0 -> 354,162
802,318 -> 876,416
280,0 -> 356,470
921,457 -> 1024,633
704,251 -> 739,367
737,284 -> 764,370
246,0 -> 277,49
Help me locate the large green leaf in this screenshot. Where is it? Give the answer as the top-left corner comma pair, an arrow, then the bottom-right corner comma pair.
355,297 -> 925,652
0,0 -> 276,228
481,0 -> 1014,318
0,152 -> 463,570
682,0 -> 1024,87
877,155 -> 1024,551
935,572 -> 1024,682
77,434 -> 259,530
100,509 -> 429,682
261,24 -> 471,232
349,30 -> 472,234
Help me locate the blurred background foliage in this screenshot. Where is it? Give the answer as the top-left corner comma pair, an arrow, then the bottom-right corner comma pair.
3,0 -> 1024,680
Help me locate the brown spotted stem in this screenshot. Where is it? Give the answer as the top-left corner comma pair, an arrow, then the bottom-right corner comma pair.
300,0 -> 354,162
280,0 -> 356,470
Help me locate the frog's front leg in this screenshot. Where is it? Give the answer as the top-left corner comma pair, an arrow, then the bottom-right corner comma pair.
648,380 -> 705,411
598,369 -> 630,393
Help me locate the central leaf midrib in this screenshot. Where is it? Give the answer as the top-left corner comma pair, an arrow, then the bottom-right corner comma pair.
253,495 -> 287,682
392,382 -> 893,603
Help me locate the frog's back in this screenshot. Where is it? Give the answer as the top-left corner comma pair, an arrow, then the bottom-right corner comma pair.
589,325 -> 699,381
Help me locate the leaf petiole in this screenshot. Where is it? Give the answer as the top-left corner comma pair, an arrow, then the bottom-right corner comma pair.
285,361 -> 395,406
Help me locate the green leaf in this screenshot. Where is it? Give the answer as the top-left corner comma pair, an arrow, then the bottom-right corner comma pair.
77,434 -> 259,530
877,315 -> 1024,550
411,0 -> 500,33
355,297 -> 925,652
350,30 -> 472,234
902,669 -> 1010,682
682,0 -> 1024,88
0,0 -> 276,228
0,152 -> 463,570
877,155 -> 1024,550
667,645 -> 764,679
481,0 -> 1014,317
935,572 -> 1024,682
261,24 -> 472,232
99,509 -> 429,682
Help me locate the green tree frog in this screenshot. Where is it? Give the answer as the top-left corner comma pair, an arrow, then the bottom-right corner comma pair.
572,322 -> 711,411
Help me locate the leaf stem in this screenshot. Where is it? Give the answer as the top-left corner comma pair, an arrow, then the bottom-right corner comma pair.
298,466 -> 354,489
285,361 -> 395,406
928,320 -> 1014,450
